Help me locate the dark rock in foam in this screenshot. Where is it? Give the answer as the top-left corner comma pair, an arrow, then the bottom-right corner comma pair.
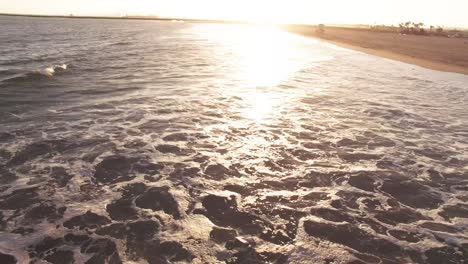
7,139 -> 73,166
93,155 -> 137,184
304,220 -> 406,262
0,132 -> 15,142
156,144 -> 193,155
310,207 -> 355,223
44,250 -> 74,264
8,142 -> 53,166
163,132 -> 208,141
204,164 -> 239,180
380,178 -> 443,209
127,220 -> 160,240
299,171 -> 341,188
438,204 -> 468,221
96,223 -> 127,239
128,240 -> 193,263
63,211 -> 111,230
0,168 -> 17,184
28,236 -> 64,259
347,173 -> 375,192
50,167 -> 73,187
135,186 -> 181,218
424,246 -> 468,264
170,166 -> 200,178
419,222 -> 460,233
106,198 -> 138,221
225,248 -> 288,264
334,190 -> 373,209
0,252 -> 16,264
338,152 -> 383,162
121,182 -> 148,197
80,238 -> 121,264
64,233 -> 91,245
12,227 -> 34,235
202,194 -> 237,214
374,208 -> 428,225
388,229 -> 423,243
163,132 -> 191,141
210,226 -> 238,243
24,203 -> 66,223
0,211 -> 5,231
0,187 -> 38,210
197,194 -> 291,244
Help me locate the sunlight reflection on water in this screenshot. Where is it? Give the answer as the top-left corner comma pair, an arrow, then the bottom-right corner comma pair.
192,24 -> 330,122
234,26 -> 297,87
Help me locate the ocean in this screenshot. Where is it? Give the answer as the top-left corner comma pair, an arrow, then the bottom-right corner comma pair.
0,15 -> 467,263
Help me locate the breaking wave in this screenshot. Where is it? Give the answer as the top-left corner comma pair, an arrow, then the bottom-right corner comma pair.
0,64 -> 68,83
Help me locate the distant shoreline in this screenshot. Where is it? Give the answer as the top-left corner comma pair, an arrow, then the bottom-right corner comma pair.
286,25 -> 468,75
0,13 -> 247,24
2,13 -> 468,75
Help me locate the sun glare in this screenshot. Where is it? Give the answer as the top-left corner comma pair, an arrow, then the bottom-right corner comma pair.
166,0 -> 295,24
241,91 -> 282,121
235,26 -> 296,87
195,24 -> 304,122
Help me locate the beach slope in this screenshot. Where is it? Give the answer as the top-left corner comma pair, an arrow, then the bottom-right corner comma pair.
286,25 -> 468,75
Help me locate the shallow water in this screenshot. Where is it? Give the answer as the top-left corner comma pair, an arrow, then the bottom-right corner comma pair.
0,16 -> 467,264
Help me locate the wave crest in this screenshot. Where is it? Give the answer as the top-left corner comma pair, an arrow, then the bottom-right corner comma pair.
38,64 -> 68,77
1,64 -> 68,83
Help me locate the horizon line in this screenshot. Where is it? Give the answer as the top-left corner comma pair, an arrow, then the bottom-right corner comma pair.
1,12 -> 467,30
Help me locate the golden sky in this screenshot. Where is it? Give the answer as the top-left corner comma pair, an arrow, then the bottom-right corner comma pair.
1,0 -> 467,27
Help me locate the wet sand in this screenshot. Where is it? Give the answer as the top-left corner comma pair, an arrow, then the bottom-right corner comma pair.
286,25 -> 468,75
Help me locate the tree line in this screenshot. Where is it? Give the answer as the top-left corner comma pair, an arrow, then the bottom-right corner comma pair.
368,22 -> 450,36
397,21 -> 445,36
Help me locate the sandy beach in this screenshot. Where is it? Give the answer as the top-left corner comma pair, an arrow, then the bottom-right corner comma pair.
286,25 -> 468,75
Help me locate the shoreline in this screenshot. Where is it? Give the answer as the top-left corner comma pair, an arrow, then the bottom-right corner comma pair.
2,13 -> 468,75
285,26 -> 468,75
320,36 -> 468,76
0,13 -> 248,24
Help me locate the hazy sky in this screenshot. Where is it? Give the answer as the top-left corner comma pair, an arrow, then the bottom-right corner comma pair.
1,0 -> 467,27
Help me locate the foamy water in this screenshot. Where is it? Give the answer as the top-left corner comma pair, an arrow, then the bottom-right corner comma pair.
0,16 -> 467,264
